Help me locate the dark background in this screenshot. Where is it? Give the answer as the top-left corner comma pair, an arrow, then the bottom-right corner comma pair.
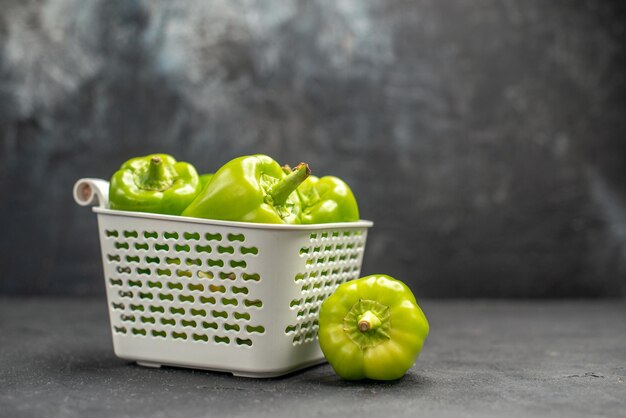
1,0 -> 625,298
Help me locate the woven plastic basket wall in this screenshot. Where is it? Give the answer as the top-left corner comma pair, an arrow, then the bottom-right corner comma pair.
74,178 -> 373,377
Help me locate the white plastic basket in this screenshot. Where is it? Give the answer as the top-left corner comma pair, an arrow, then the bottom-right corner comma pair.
73,178 -> 373,377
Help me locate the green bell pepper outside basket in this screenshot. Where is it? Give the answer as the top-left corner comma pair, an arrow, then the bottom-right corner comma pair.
182,155 -> 310,224
109,154 -> 202,215
318,274 -> 429,380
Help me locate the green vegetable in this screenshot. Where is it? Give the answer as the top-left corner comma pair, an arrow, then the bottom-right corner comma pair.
182,155 -> 310,224
199,173 -> 214,189
109,154 -> 202,215
318,274 -> 429,380
297,175 -> 359,223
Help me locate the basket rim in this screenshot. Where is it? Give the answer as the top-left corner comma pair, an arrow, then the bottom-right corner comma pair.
93,207 -> 374,230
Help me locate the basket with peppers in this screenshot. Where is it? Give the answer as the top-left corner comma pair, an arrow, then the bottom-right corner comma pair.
107,153 -> 429,381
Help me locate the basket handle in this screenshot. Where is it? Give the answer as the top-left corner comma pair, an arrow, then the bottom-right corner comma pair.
73,178 -> 109,208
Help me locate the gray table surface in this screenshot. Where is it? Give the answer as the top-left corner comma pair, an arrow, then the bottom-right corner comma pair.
1,298 -> 625,418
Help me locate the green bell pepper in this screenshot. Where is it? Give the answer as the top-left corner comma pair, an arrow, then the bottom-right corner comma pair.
282,165 -> 359,224
109,154 -> 202,215
297,175 -> 359,223
318,274 -> 429,380
182,155 -> 310,224
199,173 -> 214,189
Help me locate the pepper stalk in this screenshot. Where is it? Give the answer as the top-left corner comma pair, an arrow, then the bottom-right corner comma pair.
357,310 -> 382,332
266,162 -> 310,206
141,156 -> 175,191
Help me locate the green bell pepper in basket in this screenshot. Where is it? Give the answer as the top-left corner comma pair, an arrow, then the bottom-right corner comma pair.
199,173 -> 214,189
182,155 -> 310,224
298,175 -> 359,224
109,154 -> 202,215
282,165 -> 359,224
318,274 -> 429,380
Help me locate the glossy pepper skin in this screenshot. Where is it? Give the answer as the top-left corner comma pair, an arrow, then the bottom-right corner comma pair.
109,154 -> 202,215
318,274 -> 429,380
182,155 -> 310,224
297,175 -> 359,224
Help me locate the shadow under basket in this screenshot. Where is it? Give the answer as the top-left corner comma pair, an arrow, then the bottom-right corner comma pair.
73,178 -> 373,377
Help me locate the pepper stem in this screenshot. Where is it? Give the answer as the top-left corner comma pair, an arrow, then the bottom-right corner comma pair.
357,310 -> 382,333
142,156 -> 174,191
148,156 -> 165,177
268,162 -> 310,206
